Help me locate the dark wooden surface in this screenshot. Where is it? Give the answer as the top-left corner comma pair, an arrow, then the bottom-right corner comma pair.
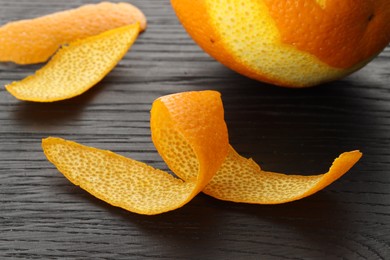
1,0 -> 389,259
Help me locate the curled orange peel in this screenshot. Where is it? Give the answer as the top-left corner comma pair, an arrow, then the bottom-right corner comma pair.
5,24 -> 140,102
0,2 -> 146,64
43,91 -> 228,215
42,91 -> 362,215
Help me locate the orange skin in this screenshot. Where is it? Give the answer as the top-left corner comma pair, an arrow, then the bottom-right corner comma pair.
171,0 -> 390,86
170,0 -> 272,84
43,91 -> 362,214
0,2 -> 146,64
264,0 -> 390,68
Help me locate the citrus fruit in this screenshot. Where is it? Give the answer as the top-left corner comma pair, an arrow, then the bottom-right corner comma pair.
42,91 -> 362,215
171,0 -> 390,87
0,2 -> 146,64
6,24 -> 140,102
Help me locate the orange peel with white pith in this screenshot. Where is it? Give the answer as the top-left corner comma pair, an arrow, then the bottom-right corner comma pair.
0,2 -> 146,65
5,24 -> 140,102
171,0 -> 390,87
42,91 -> 362,215
43,91 -> 228,215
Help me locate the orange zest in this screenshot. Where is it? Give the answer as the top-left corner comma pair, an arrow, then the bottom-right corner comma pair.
42,91 -> 362,215
0,2 -> 146,64
5,24 -> 140,102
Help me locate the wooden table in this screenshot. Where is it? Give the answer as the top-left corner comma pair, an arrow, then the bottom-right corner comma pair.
1,1 -> 389,259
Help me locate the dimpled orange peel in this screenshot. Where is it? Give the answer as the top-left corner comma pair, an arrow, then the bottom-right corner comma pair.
171,0 -> 390,87
42,91 -> 229,215
42,91 -> 362,215
5,24 -> 140,102
0,2 -> 146,64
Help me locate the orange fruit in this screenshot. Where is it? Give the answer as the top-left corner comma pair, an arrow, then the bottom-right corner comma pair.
171,0 -> 390,87
0,2 -> 146,64
6,24 -> 140,102
42,91 -> 362,215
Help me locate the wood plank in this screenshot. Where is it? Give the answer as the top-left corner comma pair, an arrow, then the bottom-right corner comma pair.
1,0 -> 389,259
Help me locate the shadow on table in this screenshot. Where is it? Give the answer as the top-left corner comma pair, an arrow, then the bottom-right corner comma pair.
10,79 -> 109,127
97,191 -> 359,258
211,72 -> 384,174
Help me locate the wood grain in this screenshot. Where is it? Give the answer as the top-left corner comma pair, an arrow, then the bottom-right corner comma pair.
1,0 -> 389,259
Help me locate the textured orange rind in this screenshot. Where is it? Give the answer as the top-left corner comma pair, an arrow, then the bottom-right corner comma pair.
42,91 -> 362,215
0,2 -> 146,64
203,146 -> 362,204
5,24 -> 140,102
43,91 -> 229,215
171,0 -> 390,87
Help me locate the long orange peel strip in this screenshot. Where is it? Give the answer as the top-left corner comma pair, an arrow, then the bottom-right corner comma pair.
0,2 -> 146,64
42,91 -> 362,215
5,24 -> 140,102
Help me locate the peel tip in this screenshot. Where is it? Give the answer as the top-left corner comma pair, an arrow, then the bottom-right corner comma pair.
340,150 -> 363,160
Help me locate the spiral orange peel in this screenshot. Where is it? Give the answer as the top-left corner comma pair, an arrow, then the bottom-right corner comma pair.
0,2 -> 146,64
5,24 -> 140,102
42,91 -> 362,215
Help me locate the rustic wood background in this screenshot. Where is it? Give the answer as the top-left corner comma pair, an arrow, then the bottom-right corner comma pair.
1,0 -> 389,259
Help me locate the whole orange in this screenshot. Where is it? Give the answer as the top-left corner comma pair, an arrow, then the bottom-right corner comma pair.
171,0 -> 390,87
